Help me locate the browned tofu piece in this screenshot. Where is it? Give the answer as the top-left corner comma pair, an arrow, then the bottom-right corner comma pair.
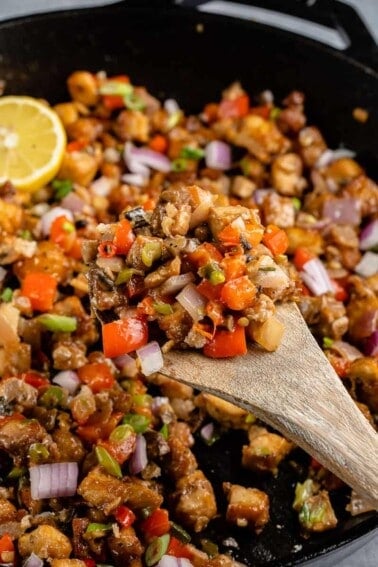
196,393 -> 249,429
348,357 -> 378,412
0,498 -> 17,523
172,470 -> 217,532
18,525 -> 72,559
108,526 -> 144,566
51,561 -> 86,567
298,491 -> 337,532
208,205 -> 263,242
77,467 -> 162,515
166,435 -> 197,481
242,426 -> 293,474
223,482 -> 269,533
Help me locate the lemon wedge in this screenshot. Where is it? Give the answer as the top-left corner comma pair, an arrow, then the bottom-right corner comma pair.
0,96 -> 66,193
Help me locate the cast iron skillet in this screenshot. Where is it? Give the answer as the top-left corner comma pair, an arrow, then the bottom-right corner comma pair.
0,1 -> 377,565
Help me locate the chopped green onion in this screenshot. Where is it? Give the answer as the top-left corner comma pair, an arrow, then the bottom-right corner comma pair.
52,178 -> 73,200
39,386 -> 65,408
323,336 -> 334,349
1,288 -> 13,302
109,424 -> 134,443
180,146 -> 205,160
200,538 -> 219,557
122,413 -> 151,434
245,413 -> 256,424
239,156 -> 251,177
153,302 -> 173,315
199,262 -> 225,285
259,266 -> 276,272
85,522 -> 113,536
19,229 -> 32,240
171,158 -> 188,173
132,394 -> 152,408
170,521 -> 191,543
124,91 -> 146,111
63,220 -> 75,233
159,423 -> 169,440
145,534 -> 170,567
299,501 -> 326,528
99,81 -> 133,97
270,107 -> 281,120
38,314 -> 77,333
293,479 -> 315,511
95,446 -> 122,479
115,268 -> 140,285
8,466 -> 27,479
167,110 -> 182,130
141,242 -> 162,268
28,443 -> 50,462
292,197 -> 302,211
140,506 -> 153,520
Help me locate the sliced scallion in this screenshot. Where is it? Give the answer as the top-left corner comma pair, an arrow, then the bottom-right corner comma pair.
122,413 -> 151,434
145,534 -> 170,567
38,314 -> 77,332
180,146 -> 205,160
95,446 -> 122,479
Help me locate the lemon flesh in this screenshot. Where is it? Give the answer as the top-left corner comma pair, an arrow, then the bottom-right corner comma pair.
0,96 -> 66,193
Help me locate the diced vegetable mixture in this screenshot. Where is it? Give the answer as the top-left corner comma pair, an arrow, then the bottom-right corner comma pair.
0,71 -> 377,567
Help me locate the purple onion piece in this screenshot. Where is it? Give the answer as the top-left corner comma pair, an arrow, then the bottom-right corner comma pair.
136,341 -> 164,376
200,422 -> 214,442
322,197 -> 361,226
176,283 -> 206,322
359,219 -> 378,251
205,140 -> 231,170
29,462 -> 78,500
129,434 -> 148,475
364,331 -> 378,357
52,370 -> 80,394
23,553 -> 44,567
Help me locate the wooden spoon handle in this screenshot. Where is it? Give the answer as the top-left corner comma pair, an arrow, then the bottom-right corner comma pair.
162,303 -> 378,507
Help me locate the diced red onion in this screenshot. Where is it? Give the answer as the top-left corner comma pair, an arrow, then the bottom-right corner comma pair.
30,462 -> 78,500
359,219 -> 378,251
96,256 -> 125,272
90,176 -> 114,197
157,557 -> 193,567
316,148 -> 356,169
23,553 -> 44,567
322,198 -> 360,225
329,341 -> 363,362
151,396 -> 169,415
205,141 -> 231,170
157,556 -> 179,567
0,266 -> 6,283
124,142 -> 171,173
200,422 -> 214,442
160,273 -> 195,296
136,341 -> 164,376
253,189 -> 273,206
113,353 -> 139,377
354,251 -> 378,277
364,331 -> 378,357
176,283 -> 206,322
129,434 -> 148,475
52,370 -> 80,394
122,173 -> 148,187
40,207 -> 74,236
60,192 -> 86,213
164,98 -> 180,115
300,258 -> 334,296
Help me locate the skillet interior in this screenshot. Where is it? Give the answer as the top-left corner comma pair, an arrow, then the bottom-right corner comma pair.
0,3 -> 376,565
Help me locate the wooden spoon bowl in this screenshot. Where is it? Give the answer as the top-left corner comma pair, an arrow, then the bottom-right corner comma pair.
161,303 -> 378,507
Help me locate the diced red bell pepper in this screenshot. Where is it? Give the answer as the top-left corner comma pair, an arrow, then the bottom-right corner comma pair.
21,272 -> 57,312
102,317 -> 148,358
77,362 -> 115,393
140,508 -> 170,539
167,536 -> 193,559
293,247 -> 315,271
218,94 -> 250,119
114,505 -> 136,528
203,322 -> 247,358
220,276 -> 256,310
22,371 -> 50,389
114,219 -> 135,255
262,224 -> 289,256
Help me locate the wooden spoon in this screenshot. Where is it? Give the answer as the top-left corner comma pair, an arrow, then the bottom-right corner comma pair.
161,302 -> 378,507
